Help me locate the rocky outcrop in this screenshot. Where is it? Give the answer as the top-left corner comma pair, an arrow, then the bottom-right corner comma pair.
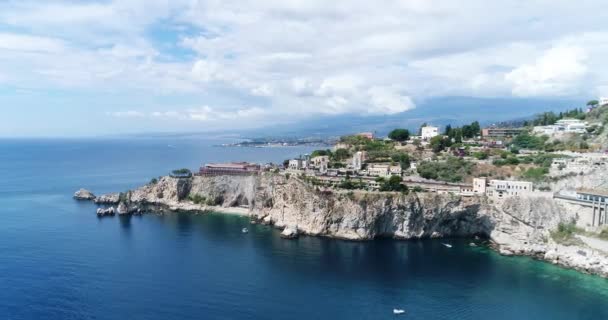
97,207 -> 115,217
281,226 -> 299,239
74,189 -> 96,200
81,173 -> 608,278
94,193 -> 120,204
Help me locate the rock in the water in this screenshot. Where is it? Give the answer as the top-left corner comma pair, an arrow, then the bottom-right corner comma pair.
96,207 -> 115,217
94,193 -> 120,204
117,202 -> 129,215
74,189 -> 96,200
281,226 -> 299,239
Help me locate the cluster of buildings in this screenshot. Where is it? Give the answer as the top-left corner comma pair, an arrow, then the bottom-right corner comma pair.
533,118 -> 589,135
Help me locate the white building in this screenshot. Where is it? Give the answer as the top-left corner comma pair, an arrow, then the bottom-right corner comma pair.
368,164 -> 401,177
421,126 -> 439,140
533,125 -> 561,135
473,178 -> 487,194
555,119 -> 588,133
288,159 -> 303,170
310,156 -> 329,174
534,119 -> 588,135
352,151 -> 368,170
600,97 -> 608,106
487,180 -> 533,198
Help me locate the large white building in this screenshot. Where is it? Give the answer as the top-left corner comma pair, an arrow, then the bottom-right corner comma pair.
599,97 -> 608,106
472,177 -> 533,199
421,126 -> 439,140
487,179 -> 533,198
533,118 -> 588,135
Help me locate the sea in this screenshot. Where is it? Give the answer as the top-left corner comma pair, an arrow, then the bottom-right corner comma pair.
0,137 -> 607,320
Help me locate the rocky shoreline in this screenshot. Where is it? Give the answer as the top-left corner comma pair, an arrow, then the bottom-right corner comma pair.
75,173 -> 608,279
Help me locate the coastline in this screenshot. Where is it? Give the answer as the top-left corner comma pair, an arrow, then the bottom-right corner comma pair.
77,173 -> 608,279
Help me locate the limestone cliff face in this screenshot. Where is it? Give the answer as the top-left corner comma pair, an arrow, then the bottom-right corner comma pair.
106,173 -> 607,277
250,174 -> 494,240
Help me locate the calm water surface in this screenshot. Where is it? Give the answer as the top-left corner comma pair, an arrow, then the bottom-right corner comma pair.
0,138 -> 607,320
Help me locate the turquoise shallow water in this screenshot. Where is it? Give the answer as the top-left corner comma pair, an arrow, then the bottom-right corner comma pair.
0,138 -> 607,320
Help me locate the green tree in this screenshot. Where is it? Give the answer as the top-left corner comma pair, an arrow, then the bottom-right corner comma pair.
587,100 -> 599,107
380,175 -> 407,192
333,148 -> 351,161
429,135 -> 450,153
444,124 -> 452,136
388,129 -> 410,142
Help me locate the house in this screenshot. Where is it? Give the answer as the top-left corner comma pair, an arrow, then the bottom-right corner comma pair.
473,178 -> 487,194
352,151 -> 368,170
310,156 -> 329,173
421,126 -> 439,140
288,159 -> 304,171
600,97 -> 608,106
200,162 -> 260,176
487,180 -> 533,198
576,188 -> 608,203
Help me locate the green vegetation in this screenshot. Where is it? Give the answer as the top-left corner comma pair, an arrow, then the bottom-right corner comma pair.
378,175 -> 408,192
310,149 -> 331,157
417,157 -> 473,182
587,100 -> 599,107
529,108 -> 585,126
149,178 -> 158,185
522,167 -> 549,181
472,151 -> 489,160
390,152 -> 411,169
388,128 -> 410,142
333,148 -> 351,161
550,222 -> 584,246
429,135 -> 451,153
511,133 -> 548,150
444,121 -> 480,140
338,176 -> 366,190
171,168 -> 192,176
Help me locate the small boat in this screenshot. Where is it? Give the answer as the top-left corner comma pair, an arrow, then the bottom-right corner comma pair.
469,243 -> 477,247
242,228 -> 249,233
393,309 -> 405,315
442,243 -> 453,248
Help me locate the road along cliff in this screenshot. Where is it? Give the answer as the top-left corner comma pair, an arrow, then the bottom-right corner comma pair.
79,173 -> 608,278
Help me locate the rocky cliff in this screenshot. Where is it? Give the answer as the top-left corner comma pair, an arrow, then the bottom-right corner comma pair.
88,173 -> 608,278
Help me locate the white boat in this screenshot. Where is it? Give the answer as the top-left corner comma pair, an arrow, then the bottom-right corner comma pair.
469,242 -> 477,247
242,228 -> 249,233
393,309 -> 405,315
442,243 -> 452,248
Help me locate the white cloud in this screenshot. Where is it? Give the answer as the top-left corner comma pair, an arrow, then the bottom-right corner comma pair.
0,33 -> 66,53
368,87 -> 415,114
3,0 -> 608,134
506,46 -> 588,97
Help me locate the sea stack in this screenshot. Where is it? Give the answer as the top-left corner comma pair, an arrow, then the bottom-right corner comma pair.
74,189 -> 96,200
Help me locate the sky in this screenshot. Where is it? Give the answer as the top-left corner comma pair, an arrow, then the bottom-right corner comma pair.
0,0 -> 607,137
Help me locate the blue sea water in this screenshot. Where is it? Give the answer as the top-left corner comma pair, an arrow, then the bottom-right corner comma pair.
0,138 -> 607,320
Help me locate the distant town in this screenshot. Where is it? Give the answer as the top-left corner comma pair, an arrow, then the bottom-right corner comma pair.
193,98 -> 608,227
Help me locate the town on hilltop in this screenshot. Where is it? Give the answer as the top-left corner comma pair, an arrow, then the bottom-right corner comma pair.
197,99 -> 608,229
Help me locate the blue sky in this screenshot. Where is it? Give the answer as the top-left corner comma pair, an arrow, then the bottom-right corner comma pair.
0,0 -> 607,137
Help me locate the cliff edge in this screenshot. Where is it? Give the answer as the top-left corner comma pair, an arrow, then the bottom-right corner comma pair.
85,173 -> 608,278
